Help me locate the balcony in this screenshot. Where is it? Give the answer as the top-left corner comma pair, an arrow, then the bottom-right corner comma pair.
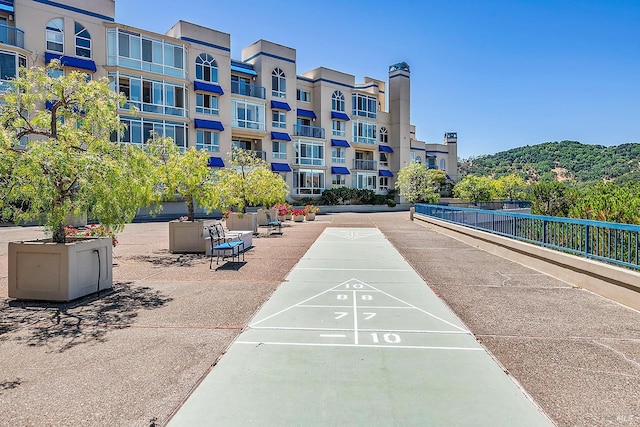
231,81 -> 266,99
0,24 -> 25,49
353,159 -> 377,171
293,124 -> 325,139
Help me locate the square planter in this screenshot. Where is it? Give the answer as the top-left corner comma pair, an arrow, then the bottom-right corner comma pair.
305,212 -> 316,221
169,220 -> 215,253
257,208 -> 277,226
225,213 -> 257,233
293,215 -> 305,222
8,237 -> 113,302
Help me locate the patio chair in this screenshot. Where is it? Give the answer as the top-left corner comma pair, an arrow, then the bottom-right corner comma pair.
207,223 -> 245,268
264,212 -> 283,236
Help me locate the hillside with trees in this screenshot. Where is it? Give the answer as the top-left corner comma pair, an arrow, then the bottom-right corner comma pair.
459,140 -> 640,184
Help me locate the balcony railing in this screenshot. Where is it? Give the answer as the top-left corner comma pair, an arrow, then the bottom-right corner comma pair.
0,25 -> 25,49
231,81 -> 266,99
293,124 -> 325,139
353,159 -> 377,171
415,204 -> 640,271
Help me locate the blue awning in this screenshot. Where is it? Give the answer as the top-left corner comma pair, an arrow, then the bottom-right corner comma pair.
271,162 -> 292,172
230,63 -> 257,76
208,156 -> 224,167
379,145 -> 394,153
331,139 -> 350,148
194,119 -> 224,131
379,170 -> 394,177
271,131 -> 291,141
271,100 -> 291,111
0,0 -> 13,12
331,111 -> 350,121
297,109 -> 316,119
45,52 -> 97,72
445,174 -> 451,180
194,81 -> 224,95
331,166 -> 351,175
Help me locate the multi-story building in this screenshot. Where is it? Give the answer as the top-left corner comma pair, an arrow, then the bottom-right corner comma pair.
2,0 -> 458,201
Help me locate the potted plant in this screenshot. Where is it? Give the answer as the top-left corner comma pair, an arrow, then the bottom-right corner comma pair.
212,148 -> 289,233
147,135 -> 219,253
0,62 -> 158,301
284,202 -> 294,220
304,204 -> 320,221
292,208 -> 306,222
274,203 -> 288,221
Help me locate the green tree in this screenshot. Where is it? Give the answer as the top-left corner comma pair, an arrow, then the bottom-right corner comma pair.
529,181 -> 576,217
569,182 -> 640,224
147,135 -> 217,221
0,62 -> 157,243
495,174 -> 527,201
453,175 -> 495,204
212,147 -> 288,213
395,162 -> 441,204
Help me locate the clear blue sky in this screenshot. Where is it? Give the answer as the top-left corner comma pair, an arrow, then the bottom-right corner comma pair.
116,0 -> 640,159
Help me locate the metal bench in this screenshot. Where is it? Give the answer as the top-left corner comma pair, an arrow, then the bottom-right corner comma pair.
207,223 -> 245,268
264,212 -> 283,236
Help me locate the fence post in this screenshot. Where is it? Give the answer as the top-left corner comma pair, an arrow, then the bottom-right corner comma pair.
584,225 -> 590,257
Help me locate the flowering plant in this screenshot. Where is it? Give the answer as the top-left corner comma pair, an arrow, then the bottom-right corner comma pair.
177,215 -> 189,222
222,209 -> 232,220
305,204 -> 320,214
284,202 -> 294,214
64,224 -> 118,247
274,203 -> 288,216
292,208 -> 307,216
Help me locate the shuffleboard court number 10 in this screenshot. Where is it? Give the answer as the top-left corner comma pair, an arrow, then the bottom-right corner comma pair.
371,333 -> 401,344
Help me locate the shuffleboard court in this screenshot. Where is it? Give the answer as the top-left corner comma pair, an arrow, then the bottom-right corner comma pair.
168,228 -> 552,426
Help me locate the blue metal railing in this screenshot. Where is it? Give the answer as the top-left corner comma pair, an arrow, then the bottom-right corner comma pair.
294,124 -> 325,139
231,81 -> 266,99
415,204 -> 640,270
0,24 -> 25,49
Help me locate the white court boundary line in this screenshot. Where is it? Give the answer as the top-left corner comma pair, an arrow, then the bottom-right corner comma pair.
235,341 -> 484,351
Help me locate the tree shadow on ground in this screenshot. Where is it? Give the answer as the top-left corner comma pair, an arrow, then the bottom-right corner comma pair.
127,250 -> 206,267
0,282 -> 172,352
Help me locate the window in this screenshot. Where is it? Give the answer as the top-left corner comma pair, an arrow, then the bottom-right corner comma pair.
196,130 -> 219,152
440,158 -> 446,170
112,72 -> 186,117
352,93 -> 377,119
379,177 -> 389,192
107,28 -> 186,78
74,22 -> 91,58
331,147 -> 346,164
272,68 -> 286,98
332,120 -> 345,137
296,88 -> 311,102
196,93 -> 219,115
293,140 -> 324,166
332,90 -> 345,112
272,110 -> 286,129
410,152 -> 422,164
196,53 -> 218,82
352,120 -> 376,145
46,18 -> 64,53
272,141 -> 287,159
331,174 -> 346,187
379,127 -> 388,143
353,172 -> 377,190
116,116 -> 186,147
231,98 -> 265,130
294,169 -> 325,195
379,152 -> 389,167
0,51 -> 26,82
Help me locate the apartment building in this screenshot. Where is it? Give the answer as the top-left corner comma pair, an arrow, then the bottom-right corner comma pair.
1,0 -> 458,201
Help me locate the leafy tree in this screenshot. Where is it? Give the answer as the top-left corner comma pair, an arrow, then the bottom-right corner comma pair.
453,175 -> 495,204
495,174 -> 527,201
528,181 -> 576,217
0,62 -> 157,243
147,135 -> 217,221
212,147 -> 288,213
569,182 -> 640,224
395,162 -> 441,204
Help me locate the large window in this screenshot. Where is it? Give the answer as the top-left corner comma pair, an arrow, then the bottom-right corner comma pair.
196,93 -> 218,116
0,50 -> 26,84
196,130 -> 219,152
74,22 -> 91,58
116,116 -> 186,148
331,147 -> 346,164
294,169 -> 325,195
107,28 -> 186,78
331,174 -> 346,187
332,90 -> 345,112
231,98 -> 265,130
352,120 -> 376,145
272,110 -> 286,128
379,176 -> 389,192
379,127 -> 388,143
272,68 -> 286,98
332,120 -> 345,137
272,141 -> 287,159
46,18 -> 64,53
110,72 -> 186,117
196,53 -> 218,82
293,140 -> 324,166
353,172 -> 377,190
352,93 -> 377,119
297,88 -> 310,102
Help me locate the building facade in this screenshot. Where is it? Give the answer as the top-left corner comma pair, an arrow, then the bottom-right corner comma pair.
1,0 -> 458,201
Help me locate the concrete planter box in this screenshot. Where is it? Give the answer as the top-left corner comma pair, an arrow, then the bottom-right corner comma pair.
293,214 -> 305,222
226,213 -> 257,233
305,212 -> 316,221
169,220 -> 215,253
257,208 -> 277,226
8,237 -> 113,302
